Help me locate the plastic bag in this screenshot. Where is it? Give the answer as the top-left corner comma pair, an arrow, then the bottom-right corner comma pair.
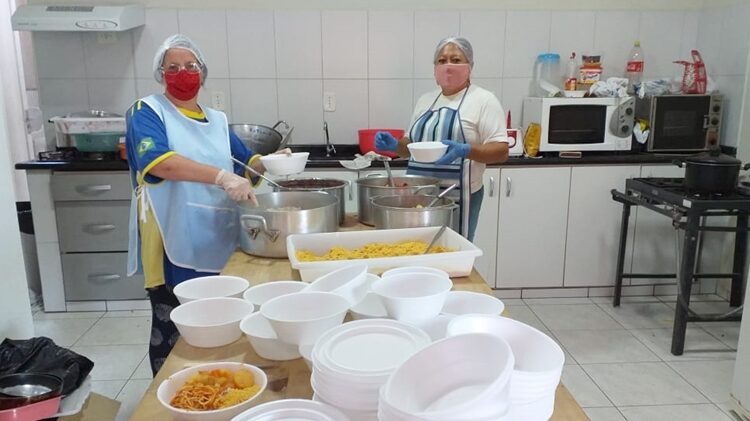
523,123 -> 541,157
673,50 -> 707,94
0,337 -> 94,396
588,77 -> 629,98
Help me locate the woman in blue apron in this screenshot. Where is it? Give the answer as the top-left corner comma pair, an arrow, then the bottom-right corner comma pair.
375,36 -> 510,241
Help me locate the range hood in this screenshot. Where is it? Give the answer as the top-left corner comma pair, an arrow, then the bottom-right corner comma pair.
12,5 -> 144,31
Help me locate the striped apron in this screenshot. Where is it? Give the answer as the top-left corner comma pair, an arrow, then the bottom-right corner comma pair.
407,87 -> 472,237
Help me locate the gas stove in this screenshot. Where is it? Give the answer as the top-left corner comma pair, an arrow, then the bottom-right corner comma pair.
627,177 -> 750,214
38,148 -> 119,162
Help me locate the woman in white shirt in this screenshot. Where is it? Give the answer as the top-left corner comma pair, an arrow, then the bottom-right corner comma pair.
375,36 -> 509,241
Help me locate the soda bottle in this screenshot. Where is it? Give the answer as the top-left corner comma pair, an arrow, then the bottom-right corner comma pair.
626,40 -> 644,93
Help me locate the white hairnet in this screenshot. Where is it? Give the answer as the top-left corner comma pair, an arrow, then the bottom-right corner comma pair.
433,36 -> 474,67
153,34 -> 208,84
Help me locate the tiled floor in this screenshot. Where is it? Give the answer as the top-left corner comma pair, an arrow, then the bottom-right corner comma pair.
32,295 -> 741,420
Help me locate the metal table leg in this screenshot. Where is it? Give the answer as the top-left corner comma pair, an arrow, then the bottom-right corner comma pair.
671,215 -> 700,356
613,201 -> 631,307
730,213 -> 748,307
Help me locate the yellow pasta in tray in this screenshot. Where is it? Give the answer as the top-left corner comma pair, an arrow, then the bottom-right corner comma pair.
295,240 -> 455,262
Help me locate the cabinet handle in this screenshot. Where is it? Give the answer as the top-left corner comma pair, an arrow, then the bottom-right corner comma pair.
87,274 -> 121,283
76,184 -> 112,194
506,177 -> 512,197
489,176 -> 495,197
86,224 -> 116,232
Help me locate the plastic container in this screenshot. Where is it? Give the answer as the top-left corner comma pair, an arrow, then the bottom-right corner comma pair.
358,129 -> 402,158
73,132 -> 123,152
531,53 -> 561,97
173,275 -> 250,304
287,226 -> 483,281
564,52 -> 577,91
626,40 -> 644,93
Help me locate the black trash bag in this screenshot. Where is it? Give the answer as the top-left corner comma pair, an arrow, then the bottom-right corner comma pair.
0,337 -> 94,396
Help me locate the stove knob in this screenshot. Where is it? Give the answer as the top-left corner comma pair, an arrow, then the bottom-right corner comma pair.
713,105 -> 721,113
711,118 -> 720,125
621,125 -> 630,134
625,107 -> 633,115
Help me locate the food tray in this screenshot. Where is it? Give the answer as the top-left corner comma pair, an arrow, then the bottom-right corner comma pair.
49,116 -> 126,135
287,226 -> 483,281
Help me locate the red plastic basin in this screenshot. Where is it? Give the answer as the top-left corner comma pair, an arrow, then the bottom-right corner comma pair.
358,129 -> 403,159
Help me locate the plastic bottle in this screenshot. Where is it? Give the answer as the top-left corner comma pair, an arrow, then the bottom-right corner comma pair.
626,41 -> 644,93
564,52 -> 577,91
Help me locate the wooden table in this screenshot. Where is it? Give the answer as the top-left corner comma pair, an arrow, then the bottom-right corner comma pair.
131,249 -> 589,420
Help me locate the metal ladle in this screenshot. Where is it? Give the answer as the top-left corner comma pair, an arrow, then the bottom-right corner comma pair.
424,225 -> 447,254
383,159 -> 395,187
426,183 -> 458,208
230,157 -> 283,189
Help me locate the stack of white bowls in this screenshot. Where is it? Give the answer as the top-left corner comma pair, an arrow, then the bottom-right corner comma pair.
446,315 -> 565,421
379,333 -> 515,420
310,319 -> 431,421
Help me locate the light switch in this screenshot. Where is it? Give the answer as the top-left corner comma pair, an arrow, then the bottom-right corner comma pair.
323,92 -> 336,112
211,91 -> 226,111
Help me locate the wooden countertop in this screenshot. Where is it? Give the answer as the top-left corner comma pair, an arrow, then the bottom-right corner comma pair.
130,238 -> 588,420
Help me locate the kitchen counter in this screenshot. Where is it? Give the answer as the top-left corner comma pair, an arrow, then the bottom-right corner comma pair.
128,246 -> 589,420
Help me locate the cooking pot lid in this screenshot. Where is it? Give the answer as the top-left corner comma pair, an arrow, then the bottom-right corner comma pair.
687,148 -> 741,165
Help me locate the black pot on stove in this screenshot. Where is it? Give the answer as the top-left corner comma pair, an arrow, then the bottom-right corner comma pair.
673,147 -> 750,194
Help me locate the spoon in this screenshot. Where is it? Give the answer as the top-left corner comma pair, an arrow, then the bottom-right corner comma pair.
424,225 -> 448,254
230,157 -> 283,189
426,183 -> 458,208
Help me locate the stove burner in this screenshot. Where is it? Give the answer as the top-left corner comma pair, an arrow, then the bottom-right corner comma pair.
626,177 -> 750,214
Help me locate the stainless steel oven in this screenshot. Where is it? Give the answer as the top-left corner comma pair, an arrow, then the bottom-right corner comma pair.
636,94 -> 722,152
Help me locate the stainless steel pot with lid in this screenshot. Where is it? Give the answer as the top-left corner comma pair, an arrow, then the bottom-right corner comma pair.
229,121 -> 294,155
371,195 -> 457,230
238,191 -> 338,258
356,175 -> 441,225
272,178 -> 349,225
673,147 -> 750,194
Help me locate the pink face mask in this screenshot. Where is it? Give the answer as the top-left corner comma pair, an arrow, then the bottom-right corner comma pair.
434,63 -> 471,93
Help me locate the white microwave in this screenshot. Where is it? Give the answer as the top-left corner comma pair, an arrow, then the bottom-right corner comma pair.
522,97 -> 635,152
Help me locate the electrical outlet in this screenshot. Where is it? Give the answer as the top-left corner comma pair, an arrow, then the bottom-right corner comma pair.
96,32 -> 118,45
211,91 -> 226,111
323,92 -> 336,112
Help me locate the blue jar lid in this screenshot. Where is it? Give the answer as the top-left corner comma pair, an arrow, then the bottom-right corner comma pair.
537,53 -> 560,62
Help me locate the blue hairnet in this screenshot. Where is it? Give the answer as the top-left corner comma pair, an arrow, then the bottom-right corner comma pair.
434,36 -> 474,67
153,34 -> 208,84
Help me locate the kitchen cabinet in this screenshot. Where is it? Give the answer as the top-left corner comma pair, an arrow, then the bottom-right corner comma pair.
473,168 -> 500,286
496,167 -> 571,289
564,165 -> 641,287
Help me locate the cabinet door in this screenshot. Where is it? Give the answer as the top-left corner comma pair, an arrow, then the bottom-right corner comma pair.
496,167 -> 571,288
473,168 -> 500,287
564,165 -> 640,287
631,164 -> 685,283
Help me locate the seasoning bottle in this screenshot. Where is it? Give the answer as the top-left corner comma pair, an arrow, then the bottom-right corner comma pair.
564,52 -> 577,91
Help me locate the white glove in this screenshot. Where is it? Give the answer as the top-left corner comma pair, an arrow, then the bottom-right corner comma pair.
215,169 -> 258,205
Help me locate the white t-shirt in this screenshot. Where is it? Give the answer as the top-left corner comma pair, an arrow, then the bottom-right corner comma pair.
406,84 -> 508,192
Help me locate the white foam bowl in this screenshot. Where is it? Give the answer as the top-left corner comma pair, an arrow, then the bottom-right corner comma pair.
381,266 -> 450,279
259,152 -> 309,176
304,264 -> 368,306
242,281 -> 306,311
446,315 -> 565,402
232,398 -> 350,421
350,274 -> 387,320
381,333 -> 514,419
371,273 -> 452,324
240,312 -> 300,361
441,291 -> 505,316
157,362 -> 267,421
313,393 -> 378,421
173,275 -> 250,304
171,297 -> 254,348
407,142 -> 448,163
260,292 -> 349,346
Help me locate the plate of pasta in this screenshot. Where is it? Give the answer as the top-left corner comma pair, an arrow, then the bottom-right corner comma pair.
157,362 -> 267,421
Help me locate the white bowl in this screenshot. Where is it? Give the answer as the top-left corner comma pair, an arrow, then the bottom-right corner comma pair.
441,291 -> 505,316
371,273 -> 452,324
304,264 -> 368,306
407,142 -> 448,163
232,399 -> 350,421
381,266 -> 450,279
171,297 -> 254,348
259,152 -> 309,176
173,276 -> 250,304
299,342 -> 314,370
563,90 -> 586,98
240,312 -> 300,361
242,281 -> 307,311
313,393 -> 379,421
260,292 -> 349,346
157,361 -> 267,421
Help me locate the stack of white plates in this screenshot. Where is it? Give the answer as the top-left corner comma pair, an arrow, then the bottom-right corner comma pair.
379,333 -> 515,420
231,398 -> 349,420
446,315 -> 565,421
310,319 -> 431,421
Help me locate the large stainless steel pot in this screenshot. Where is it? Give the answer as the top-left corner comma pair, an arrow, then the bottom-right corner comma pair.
371,195 -> 457,229
272,178 -> 349,225
229,121 -> 294,155
238,192 -> 337,258
356,175 -> 441,225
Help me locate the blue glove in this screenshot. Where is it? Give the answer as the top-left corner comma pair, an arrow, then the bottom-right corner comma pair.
434,140 -> 471,165
375,131 -> 398,152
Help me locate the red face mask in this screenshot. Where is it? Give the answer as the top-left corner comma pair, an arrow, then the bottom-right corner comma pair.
164,70 -> 201,101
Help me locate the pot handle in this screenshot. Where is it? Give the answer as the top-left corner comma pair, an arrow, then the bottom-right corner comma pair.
672,159 -> 684,168
240,214 -> 280,242
743,163 -> 750,171
273,121 -> 294,149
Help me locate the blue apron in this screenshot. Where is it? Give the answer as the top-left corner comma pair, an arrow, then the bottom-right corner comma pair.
127,94 -> 238,277
407,86 -> 472,236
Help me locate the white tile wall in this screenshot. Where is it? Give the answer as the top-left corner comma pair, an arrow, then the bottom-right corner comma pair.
177,10 -> 230,79
696,7 -> 723,75
275,11 -> 322,79
501,77 -> 531,125
549,11 -> 596,61
718,3 -> 750,76
277,79 -> 324,144
323,79 -> 369,144
135,78 -> 162,99
459,11 -> 506,79
82,32 -> 136,79
638,11 -> 684,79
132,9 -> 179,79
413,11 -> 460,78
322,11 -> 368,79
87,79 -> 137,115
716,75 -> 745,147
199,78 -> 233,122
227,11 -> 277,78
229,79 -> 278,125
33,32 -> 86,79
680,10 -> 699,59
413,79 -> 438,107
594,11 -> 640,78
503,10 -> 551,78
368,79 -> 414,129
368,11 -> 414,79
